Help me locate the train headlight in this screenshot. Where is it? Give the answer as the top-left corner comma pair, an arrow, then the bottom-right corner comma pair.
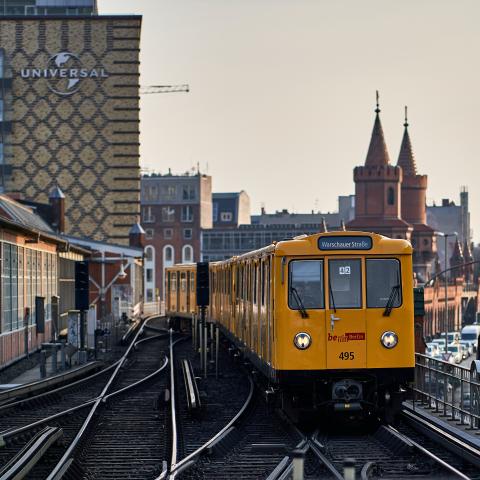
294,332 -> 311,350
381,331 -> 398,349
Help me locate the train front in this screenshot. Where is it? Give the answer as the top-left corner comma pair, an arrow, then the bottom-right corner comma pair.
273,232 -> 415,420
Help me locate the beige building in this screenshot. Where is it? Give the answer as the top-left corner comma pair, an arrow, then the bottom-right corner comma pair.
0,11 -> 141,244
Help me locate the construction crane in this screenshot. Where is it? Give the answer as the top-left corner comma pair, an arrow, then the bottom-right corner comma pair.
140,84 -> 189,95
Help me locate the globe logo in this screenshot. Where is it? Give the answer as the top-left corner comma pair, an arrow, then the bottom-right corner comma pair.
48,52 -> 82,96
20,51 -> 109,97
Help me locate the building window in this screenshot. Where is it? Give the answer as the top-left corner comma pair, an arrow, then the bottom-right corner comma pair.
183,228 -> 192,240
146,268 -> 153,282
145,246 -> 154,262
162,207 -> 175,222
164,245 -> 174,264
220,211 -> 233,222
142,206 -> 155,223
144,184 -> 158,202
164,228 -> 173,239
182,245 -> 194,263
161,185 -> 177,201
146,288 -> 154,302
213,202 -> 219,222
387,187 -> 395,206
145,228 -> 154,240
182,185 -> 196,200
181,205 -> 193,222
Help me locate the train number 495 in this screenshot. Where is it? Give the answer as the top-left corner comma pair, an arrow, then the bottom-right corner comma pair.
339,352 -> 355,360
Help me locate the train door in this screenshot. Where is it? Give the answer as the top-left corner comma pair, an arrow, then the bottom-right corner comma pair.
325,257 -> 367,369
186,270 -> 191,312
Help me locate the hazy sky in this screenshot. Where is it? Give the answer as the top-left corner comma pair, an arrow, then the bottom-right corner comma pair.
101,0 -> 479,241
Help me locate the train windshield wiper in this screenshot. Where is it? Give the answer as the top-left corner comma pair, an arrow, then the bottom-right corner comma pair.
290,287 -> 309,318
383,285 -> 400,317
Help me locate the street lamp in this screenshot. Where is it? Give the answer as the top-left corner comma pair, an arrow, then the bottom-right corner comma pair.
436,231 -> 458,352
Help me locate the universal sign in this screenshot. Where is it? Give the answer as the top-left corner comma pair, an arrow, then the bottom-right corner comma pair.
20,51 -> 109,96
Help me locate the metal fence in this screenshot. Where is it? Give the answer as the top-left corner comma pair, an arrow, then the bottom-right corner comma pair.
413,353 -> 480,429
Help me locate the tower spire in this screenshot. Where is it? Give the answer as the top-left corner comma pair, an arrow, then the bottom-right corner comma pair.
397,105 -> 417,176
365,90 -> 390,166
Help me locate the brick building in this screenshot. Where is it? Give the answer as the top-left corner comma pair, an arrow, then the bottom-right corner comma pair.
141,173 -> 212,300
347,99 -> 436,281
0,4 -> 142,244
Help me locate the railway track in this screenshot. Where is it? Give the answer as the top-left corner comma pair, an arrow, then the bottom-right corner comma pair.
0,316 -> 168,479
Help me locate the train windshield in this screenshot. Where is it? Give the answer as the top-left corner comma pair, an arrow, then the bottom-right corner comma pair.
366,259 -> 402,309
328,259 -> 362,308
288,260 -> 324,309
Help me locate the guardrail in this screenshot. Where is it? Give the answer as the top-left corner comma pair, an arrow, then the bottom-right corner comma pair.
413,353 -> 480,430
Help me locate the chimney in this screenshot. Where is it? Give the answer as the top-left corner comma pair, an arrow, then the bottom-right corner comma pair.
49,185 -> 65,233
261,206 -> 266,215
442,198 -> 449,207
129,222 -> 146,249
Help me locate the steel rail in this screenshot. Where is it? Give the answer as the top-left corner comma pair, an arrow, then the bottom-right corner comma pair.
309,436 -> 344,480
45,315 -> 164,480
0,333 -> 169,442
384,425 -> 470,480
166,374 -> 255,478
0,427 -> 63,480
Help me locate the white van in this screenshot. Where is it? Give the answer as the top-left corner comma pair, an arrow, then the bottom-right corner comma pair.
461,324 -> 480,351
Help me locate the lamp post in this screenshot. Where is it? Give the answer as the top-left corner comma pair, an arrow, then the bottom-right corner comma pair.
436,232 -> 457,351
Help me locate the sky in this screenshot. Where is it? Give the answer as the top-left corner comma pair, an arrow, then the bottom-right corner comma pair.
101,0 -> 480,241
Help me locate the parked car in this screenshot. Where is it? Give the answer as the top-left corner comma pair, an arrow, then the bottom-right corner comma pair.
441,331 -> 461,343
459,340 -> 473,357
431,338 -> 447,352
426,343 -> 440,357
461,324 -> 480,352
447,344 -> 463,364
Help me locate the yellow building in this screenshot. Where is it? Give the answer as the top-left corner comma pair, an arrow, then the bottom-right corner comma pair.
0,7 -> 141,244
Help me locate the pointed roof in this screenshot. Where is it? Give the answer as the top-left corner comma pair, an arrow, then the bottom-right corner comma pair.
450,237 -> 464,262
129,222 -> 145,235
397,106 -> 418,176
463,239 -> 473,262
49,185 -> 65,199
365,92 -> 391,167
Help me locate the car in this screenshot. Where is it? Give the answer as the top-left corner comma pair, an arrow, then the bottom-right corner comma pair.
459,340 -> 473,357
461,324 -> 480,352
431,338 -> 447,352
459,343 -> 469,360
446,344 -> 463,364
440,331 -> 461,343
426,342 -> 440,356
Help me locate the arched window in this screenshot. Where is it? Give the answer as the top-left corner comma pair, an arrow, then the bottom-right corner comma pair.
163,245 -> 174,264
387,187 -> 395,205
182,245 -> 193,263
145,246 -> 154,262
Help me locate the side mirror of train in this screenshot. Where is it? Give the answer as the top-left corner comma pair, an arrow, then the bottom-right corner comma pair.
413,287 -> 425,317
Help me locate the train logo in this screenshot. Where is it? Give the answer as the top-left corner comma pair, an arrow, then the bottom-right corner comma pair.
327,332 -> 366,342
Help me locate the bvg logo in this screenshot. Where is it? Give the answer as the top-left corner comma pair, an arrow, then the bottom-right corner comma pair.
328,332 -> 366,342
20,51 -> 109,96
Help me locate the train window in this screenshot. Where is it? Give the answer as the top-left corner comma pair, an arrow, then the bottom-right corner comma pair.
190,272 -> 195,292
328,259 -> 361,309
366,259 -> 402,309
261,262 -> 265,306
171,273 -> 177,292
181,272 -> 186,291
253,265 -> 257,304
288,260 -> 325,310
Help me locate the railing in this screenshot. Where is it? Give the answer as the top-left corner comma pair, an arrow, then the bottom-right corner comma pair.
413,353 -> 480,429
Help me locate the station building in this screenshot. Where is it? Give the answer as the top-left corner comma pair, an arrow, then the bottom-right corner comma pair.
0,1 -> 142,245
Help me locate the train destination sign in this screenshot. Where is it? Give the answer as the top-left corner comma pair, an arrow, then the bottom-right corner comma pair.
318,236 -> 373,251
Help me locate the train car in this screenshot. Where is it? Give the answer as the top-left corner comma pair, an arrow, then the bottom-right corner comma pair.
167,231 -> 417,420
165,263 -> 197,321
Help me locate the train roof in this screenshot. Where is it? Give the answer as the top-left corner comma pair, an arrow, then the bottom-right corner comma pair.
226,231 -> 412,262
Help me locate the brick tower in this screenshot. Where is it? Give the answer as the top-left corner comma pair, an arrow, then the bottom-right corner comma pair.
397,107 -> 435,281
347,93 -> 412,239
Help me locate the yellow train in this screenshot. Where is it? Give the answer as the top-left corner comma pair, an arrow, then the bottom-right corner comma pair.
165,231 -> 416,419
